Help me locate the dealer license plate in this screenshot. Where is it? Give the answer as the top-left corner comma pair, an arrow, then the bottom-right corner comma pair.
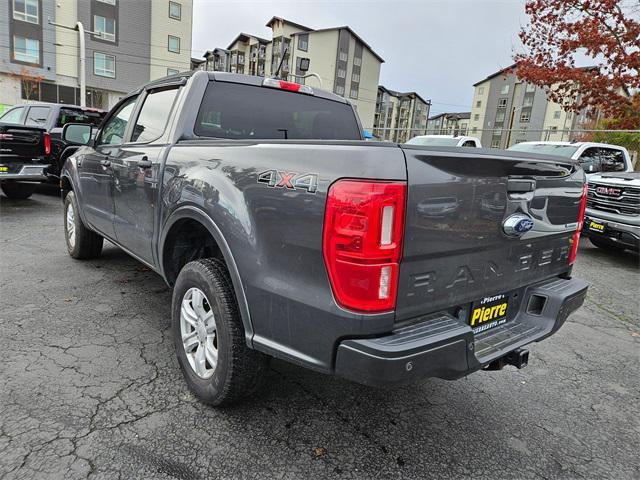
469,293 -> 509,334
588,220 -> 606,233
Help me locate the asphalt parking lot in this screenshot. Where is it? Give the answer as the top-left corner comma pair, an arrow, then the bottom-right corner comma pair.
1,191 -> 639,480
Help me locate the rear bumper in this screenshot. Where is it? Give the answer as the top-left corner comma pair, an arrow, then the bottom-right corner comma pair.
334,276 -> 588,387
583,214 -> 640,251
0,165 -> 47,182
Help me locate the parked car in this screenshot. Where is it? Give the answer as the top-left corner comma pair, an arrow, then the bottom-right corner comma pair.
583,171 -> 640,252
406,135 -> 482,147
60,71 -> 588,406
0,103 -> 106,179
0,123 -> 50,199
508,142 -> 633,176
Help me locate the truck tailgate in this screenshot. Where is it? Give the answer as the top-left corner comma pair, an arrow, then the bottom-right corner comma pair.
396,146 -> 584,322
0,124 -> 47,167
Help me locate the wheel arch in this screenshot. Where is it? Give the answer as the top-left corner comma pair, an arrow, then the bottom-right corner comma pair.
159,205 -> 254,344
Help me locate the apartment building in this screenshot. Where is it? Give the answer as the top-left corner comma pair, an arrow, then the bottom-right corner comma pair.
468,64 -> 597,148
426,112 -> 471,136
373,86 -> 431,143
0,0 -> 193,112
196,17 -> 384,130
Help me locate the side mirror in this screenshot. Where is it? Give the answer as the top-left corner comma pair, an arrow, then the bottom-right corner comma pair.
62,123 -> 94,145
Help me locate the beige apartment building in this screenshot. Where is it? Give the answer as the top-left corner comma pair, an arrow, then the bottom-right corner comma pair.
426,112 -> 471,136
372,86 -> 431,142
196,17 -> 384,130
0,0 -> 193,112
468,64 -> 598,148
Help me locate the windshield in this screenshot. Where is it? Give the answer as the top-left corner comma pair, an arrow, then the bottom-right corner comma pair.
195,82 -> 361,140
406,137 -> 461,146
56,108 -> 105,128
508,143 -> 579,158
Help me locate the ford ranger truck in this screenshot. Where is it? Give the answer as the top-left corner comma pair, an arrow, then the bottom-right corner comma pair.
59,71 -> 589,406
583,171 -> 640,252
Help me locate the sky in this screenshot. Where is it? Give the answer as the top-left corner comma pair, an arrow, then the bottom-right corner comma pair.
191,0 -> 529,115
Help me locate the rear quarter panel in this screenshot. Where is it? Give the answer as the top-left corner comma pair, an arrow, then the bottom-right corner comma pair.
160,140 -> 407,370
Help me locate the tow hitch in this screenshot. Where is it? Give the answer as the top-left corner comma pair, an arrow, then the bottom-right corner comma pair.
484,348 -> 529,371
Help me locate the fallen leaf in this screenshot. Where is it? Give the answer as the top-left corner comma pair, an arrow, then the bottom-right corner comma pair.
313,447 -> 326,458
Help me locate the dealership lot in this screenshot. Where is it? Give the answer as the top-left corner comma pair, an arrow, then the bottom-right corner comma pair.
1,192 -> 638,480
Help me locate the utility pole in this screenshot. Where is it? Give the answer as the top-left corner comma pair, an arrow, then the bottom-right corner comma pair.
48,18 -> 104,107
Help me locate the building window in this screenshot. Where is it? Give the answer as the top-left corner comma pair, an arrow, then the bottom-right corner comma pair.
500,84 -> 510,94
339,51 -> 348,62
97,0 -> 116,4
94,15 -> 116,42
335,85 -> 345,96
472,127 -> 478,133
13,0 -> 39,24
94,52 -> 115,78
520,111 -> 531,123
526,83 -> 536,93
352,73 -> 360,82
496,111 -> 505,122
491,139 -> 501,148
169,2 -> 181,20
353,56 -> 362,66
476,100 -> 481,108
167,68 -> 179,75
297,34 -> 308,52
498,98 -> 508,108
523,97 -> 534,107
350,86 -> 359,99
474,113 -> 480,121
478,86 -> 485,95
337,68 -> 346,79
13,36 -> 39,64
553,111 -> 561,119
168,35 -> 180,53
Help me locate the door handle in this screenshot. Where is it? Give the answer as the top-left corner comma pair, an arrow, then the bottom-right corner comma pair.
100,158 -> 111,168
137,156 -> 152,169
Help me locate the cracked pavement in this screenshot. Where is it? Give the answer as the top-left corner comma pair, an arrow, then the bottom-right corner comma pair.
1,191 -> 639,480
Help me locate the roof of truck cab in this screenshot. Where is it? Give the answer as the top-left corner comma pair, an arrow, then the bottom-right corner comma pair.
208,72 -> 351,104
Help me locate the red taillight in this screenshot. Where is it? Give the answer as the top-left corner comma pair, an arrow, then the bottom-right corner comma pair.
570,183 -> 589,264
44,132 -> 51,156
323,180 -> 406,313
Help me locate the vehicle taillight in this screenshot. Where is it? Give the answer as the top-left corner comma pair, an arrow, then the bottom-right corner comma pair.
570,183 -> 589,264
323,180 -> 406,313
44,132 -> 51,156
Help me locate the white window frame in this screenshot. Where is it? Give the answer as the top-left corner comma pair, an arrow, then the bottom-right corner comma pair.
497,98 -> 508,108
94,15 -> 116,42
335,85 -> 345,96
13,36 -> 39,64
491,139 -> 501,148
352,73 -> 360,82
169,1 -> 181,20
337,68 -> 346,79
350,87 -> 358,99
338,51 -> 348,62
353,57 -> 362,67
13,0 -> 39,24
525,83 -> 536,93
500,84 -> 510,94
97,0 -> 116,4
94,52 -> 115,78
478,86 -> 485,95
167,67 -> 179,75
168,35 -> 180,53
520,112 -> 531,123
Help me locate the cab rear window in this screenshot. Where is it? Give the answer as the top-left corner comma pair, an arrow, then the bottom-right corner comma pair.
194,81 -> 361,140
56,108 -> 105,128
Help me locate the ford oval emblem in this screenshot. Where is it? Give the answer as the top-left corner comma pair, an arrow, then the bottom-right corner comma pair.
503,213 -> 534,237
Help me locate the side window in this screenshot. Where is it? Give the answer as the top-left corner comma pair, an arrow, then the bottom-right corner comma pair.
462,140 -> 477,147
0,107 -> 25,124
599,148 -> 626,172
130,88 -> 179,143
97,96 -> 138,146
25,106 -> 51,126
578,147 -> 601,173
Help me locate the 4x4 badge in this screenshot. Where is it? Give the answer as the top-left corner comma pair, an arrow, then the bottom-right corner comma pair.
257,170 -> 318,194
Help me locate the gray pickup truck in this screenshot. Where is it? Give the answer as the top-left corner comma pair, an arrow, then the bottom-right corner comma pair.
60,71 -> 589,406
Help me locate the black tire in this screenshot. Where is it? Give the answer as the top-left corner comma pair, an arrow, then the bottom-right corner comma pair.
589,236 -> 626,252
1,182 -> 37,199
172,258 -> 268,406
64,191 -> 103,259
